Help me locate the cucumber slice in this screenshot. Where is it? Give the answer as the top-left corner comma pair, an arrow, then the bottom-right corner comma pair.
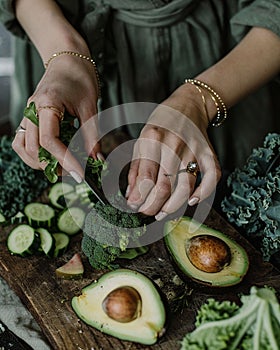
55,253 -> 84,279
57,190 -> 80,208
36,228 -> 55,257
7,224 -> 40,256
57,207 -> 85,235
0,213 -> 6,225
52,233 -> 70,257
10,211 -> 25,225
24,203 -> 55,228
48,182 -> 75,209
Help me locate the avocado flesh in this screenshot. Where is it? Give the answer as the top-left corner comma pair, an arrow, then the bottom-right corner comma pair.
164,217 -> 249,287
72,269 -> 166,345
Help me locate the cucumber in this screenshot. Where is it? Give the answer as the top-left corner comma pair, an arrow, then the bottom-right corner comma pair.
48,182 -> 75,209
52,233 -> 70,257
57,190 -> 80,208
36,228 -> 55,257
57,207 -> 86,235
24,203 -> 55,228
10,211 -> 25,225
7,224 -> 40,256
0,212 -> 6,225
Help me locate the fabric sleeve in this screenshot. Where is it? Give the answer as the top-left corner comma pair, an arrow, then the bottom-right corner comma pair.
230,0 -> 280,42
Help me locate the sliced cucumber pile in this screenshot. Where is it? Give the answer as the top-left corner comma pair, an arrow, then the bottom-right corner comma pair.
5,180 -> 92,258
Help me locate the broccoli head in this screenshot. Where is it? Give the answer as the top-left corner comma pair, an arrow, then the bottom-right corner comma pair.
82,200 -> 146,270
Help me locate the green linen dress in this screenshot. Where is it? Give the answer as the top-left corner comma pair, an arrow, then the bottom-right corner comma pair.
0,0 -> 280,171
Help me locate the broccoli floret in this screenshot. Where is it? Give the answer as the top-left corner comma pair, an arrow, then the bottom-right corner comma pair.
82,200 -> 146,270
81,233 -> 121,270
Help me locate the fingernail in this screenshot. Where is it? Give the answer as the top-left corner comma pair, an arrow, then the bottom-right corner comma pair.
125,185 -> 130,198
188,197 -> 199,206
155,211 -> 168,221
97,152 -> 105,161
127,202 -> 138,211
70,171 -> 82,184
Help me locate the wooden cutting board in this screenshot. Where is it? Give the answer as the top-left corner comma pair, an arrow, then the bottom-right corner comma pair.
1,208 -> 280,350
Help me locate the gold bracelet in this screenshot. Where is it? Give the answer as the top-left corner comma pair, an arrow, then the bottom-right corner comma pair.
185,78 -> 227,127
44,51 -> 101,98
192,85 -> 210,125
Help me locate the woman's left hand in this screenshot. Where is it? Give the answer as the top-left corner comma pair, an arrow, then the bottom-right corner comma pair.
125,83 -> 221,220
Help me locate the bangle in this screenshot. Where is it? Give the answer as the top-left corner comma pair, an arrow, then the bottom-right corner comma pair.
44,51 -> 101,98
185,78 -> 227,127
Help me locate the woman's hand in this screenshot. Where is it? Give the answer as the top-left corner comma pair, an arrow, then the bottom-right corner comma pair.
126,83 -> 221,220
12,53 -> 101,181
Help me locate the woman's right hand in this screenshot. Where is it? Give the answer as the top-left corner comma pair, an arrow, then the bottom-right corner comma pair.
12,52 -> 101,182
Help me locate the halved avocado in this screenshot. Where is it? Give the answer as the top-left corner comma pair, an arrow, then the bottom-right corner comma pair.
71,268 -> 166,345
164,216 -> 249,287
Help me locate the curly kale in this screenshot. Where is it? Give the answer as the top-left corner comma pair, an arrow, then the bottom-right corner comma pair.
221,133 -> 280,261
82,200 -> 146,270
181,287 -> 280,350
0,136 -> 48,219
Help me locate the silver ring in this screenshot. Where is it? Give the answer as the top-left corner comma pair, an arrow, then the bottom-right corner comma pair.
15,125 -> 26,134
165,161 -> 199,178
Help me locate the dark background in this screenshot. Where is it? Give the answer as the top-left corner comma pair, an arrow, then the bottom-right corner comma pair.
0,23 -> 12,136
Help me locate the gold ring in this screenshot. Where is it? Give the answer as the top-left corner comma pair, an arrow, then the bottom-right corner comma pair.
182,161 -> 199,177
37,106 -> 64,122
164,161 -> 199,178
15,125 -> 26,134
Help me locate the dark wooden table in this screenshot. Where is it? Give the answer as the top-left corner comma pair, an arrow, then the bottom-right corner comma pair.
1,208 -> 279,350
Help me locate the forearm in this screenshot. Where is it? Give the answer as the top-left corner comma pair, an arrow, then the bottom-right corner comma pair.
196,27 -> 280,120
14,0 -> 89,62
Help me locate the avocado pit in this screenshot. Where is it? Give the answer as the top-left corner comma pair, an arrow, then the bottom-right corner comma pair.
186,234 -> 231,273
102,286 -> 142,323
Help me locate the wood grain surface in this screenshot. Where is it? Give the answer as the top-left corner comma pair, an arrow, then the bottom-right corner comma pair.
1,208 -> 279,350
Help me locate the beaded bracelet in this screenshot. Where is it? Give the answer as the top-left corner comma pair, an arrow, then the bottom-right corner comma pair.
185,78 -> 227,127
44,51 -> 101,98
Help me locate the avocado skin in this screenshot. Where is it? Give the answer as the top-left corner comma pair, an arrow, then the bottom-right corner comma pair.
164,216 -> 249,289
71,268 -> 167,345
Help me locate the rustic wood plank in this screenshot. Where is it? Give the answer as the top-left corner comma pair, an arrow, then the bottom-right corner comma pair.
1,209 -> 279,350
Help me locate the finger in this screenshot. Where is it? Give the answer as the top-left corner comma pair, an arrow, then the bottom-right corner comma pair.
12,128 -> 42,170
126,158 -> 140,198
189,154 -> 221,205
126,137 -> 161,209
77,104 -> 101,160
38,108 -> 84,181
156,170 -> 196,220
138,146 -> 181,216
23,117 -> 40,160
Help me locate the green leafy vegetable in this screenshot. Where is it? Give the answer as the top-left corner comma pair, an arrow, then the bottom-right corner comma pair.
181,286 -> 280,350
221,133 -> 280,261
0,136 -> 48,219
23,101 -> 39,126
82,198 -> 146,270
24,102 -> 77,183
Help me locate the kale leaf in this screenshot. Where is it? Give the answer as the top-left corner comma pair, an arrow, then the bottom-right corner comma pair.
0,136 -> 48,219
221,133 -> 280,261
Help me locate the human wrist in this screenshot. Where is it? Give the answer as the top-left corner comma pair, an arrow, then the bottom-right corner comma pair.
185,79 -> 228,127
